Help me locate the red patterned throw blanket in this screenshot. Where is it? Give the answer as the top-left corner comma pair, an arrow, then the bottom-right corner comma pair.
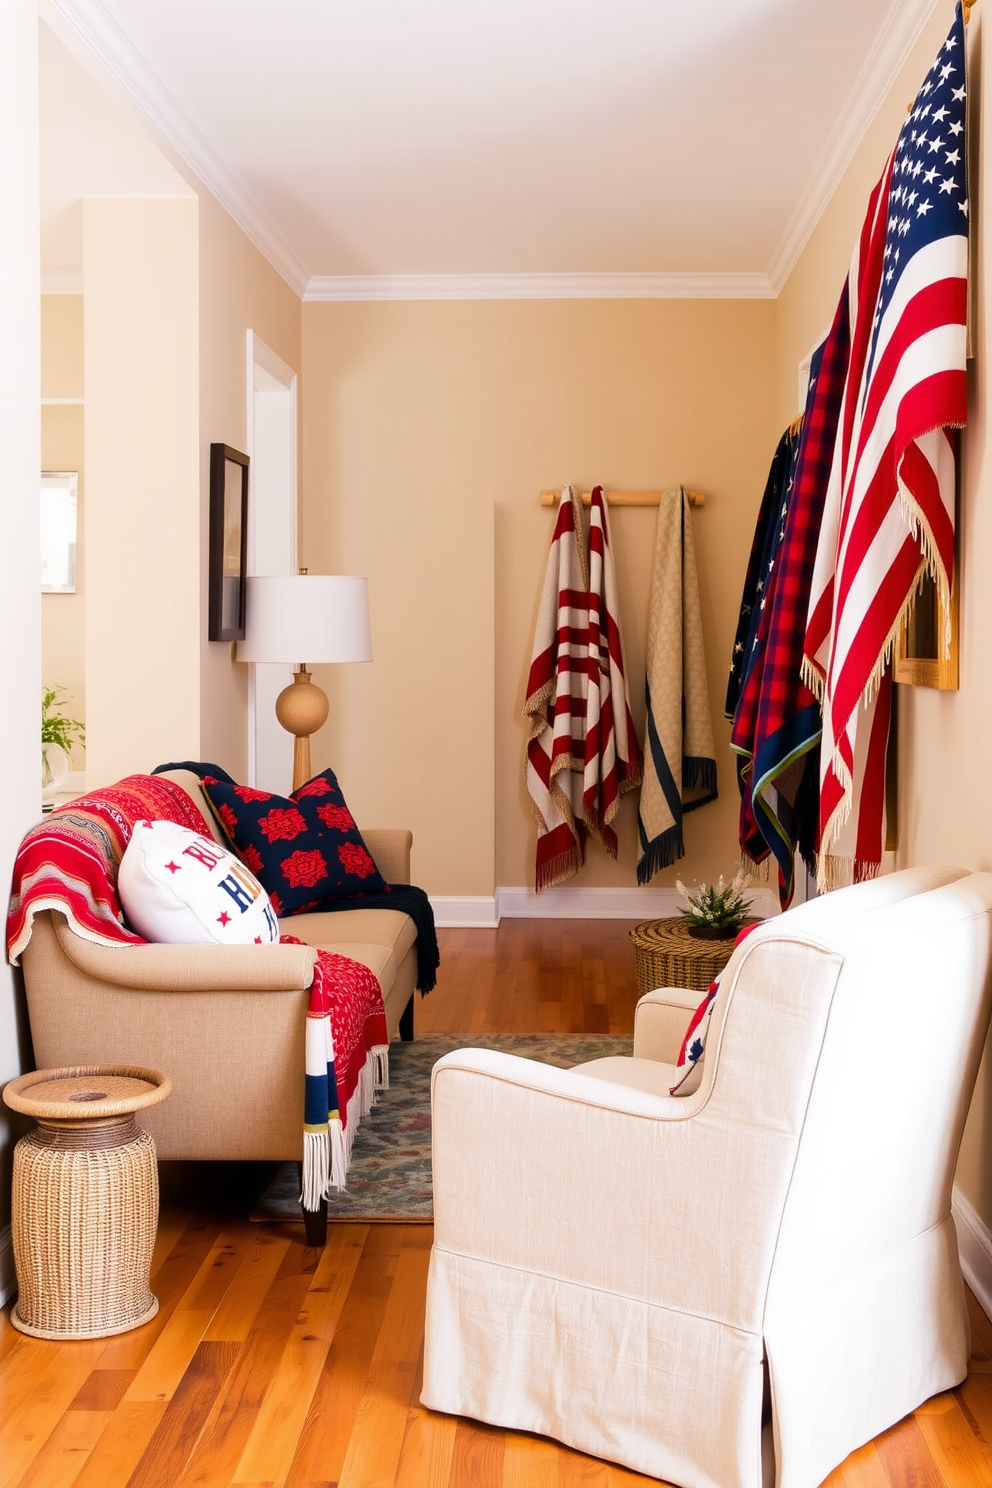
6,775 -> 388,1201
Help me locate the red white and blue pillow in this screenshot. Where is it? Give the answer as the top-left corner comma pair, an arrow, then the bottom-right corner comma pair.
669,922 -> 760,1096
201,767 -> 386,917
118,819 -> 280,945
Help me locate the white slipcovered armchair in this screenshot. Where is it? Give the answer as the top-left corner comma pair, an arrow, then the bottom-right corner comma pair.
422,867 -> 992,1488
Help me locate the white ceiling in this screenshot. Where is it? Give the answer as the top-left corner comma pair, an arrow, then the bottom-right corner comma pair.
40,0 -> 943,298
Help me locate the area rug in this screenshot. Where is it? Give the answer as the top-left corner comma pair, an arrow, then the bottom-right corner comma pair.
251,1032 -> 630,1224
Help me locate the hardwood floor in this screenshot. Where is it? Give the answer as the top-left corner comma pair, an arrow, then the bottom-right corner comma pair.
3,919 -> 992,1488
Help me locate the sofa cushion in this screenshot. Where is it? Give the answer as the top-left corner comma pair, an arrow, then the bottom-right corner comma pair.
202,768 -> 386,915
118,819 -> 280,946
283,908 -> 417,987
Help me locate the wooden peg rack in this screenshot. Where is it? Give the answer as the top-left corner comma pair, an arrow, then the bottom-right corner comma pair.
539,488 -> 706,509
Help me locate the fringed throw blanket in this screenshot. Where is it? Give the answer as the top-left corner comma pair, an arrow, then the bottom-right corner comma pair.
7,775 -> 388,1200
525,486 -> 590,890
743,314 -> 848,908
803,3 -> 968,890
727,424 -> 803,871
582,485 -> 642,856
281,936 -> 387,1204
637,487 -> 717,883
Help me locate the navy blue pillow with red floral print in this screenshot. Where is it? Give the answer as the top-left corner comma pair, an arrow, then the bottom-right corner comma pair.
201,768 -> 386,917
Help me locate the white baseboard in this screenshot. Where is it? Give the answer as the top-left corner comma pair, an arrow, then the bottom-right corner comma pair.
953,1186 -> 992,1323
430,885 -> 780,928
429,896 -> 499,928
0,1225 -> 15,1310
495,884 -> 781,922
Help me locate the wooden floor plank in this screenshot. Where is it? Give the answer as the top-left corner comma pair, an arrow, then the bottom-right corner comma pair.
335,1244 -> 432,1488
172,1242 -> 317,1488
447,1419 -> 506,1488
202,1230 -> 291,1343
231,1225 -> 367,1487
125,1340 -> 241,1488
0,1340 -> 106,1488
873,1415 -> 945,1488
283,1232 -> 401,1487
395,1405 -> 457,1488
11,1407 -> 111,1488
69,1370 -> 136,1412
69,1401 -> 169,1488
917,1394 -> 992,1488
500,1430 -> 558,1488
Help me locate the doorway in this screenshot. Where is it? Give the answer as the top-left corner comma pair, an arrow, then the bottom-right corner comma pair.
246,331 -> 297,791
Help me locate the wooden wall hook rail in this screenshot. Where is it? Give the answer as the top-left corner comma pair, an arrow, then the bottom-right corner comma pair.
539,488 -> 706,509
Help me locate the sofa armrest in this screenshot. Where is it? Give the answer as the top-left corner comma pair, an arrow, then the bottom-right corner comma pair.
53,918 -> 317,992
361,828 -> 412,885
633,987 -> 702,1063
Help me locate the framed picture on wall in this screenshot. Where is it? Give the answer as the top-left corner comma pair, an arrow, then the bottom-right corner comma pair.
208,443 -> 249,641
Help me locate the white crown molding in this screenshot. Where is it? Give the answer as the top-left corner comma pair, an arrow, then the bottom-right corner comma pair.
953,1186 -> 992,1323
304,272 -> 775,303
44,0 -> 310,296
767,0 -> 941,294
42,1 -> 938,309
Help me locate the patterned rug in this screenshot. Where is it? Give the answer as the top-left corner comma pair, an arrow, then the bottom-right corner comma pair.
251,1031 -> 630,1223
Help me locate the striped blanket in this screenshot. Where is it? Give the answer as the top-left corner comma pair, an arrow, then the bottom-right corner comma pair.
525,487 -> 589,889
637,487 -> 717,882
6,775 -> 387,1200
583,485 -> 642,856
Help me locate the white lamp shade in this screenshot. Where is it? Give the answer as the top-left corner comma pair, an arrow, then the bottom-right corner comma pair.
237,575 -> 372,665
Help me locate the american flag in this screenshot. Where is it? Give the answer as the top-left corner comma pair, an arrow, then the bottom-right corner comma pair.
803,0 -> 969,888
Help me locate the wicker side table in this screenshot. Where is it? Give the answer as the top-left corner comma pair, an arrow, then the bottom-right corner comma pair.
628,917 -> 744,997
3,1064 -> 172,1340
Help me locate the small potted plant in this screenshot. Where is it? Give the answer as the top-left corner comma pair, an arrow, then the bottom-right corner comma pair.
675,871 -> 753,939
42,685 -> 85,798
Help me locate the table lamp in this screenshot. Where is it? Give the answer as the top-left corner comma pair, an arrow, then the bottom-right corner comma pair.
236,573 -> 372,791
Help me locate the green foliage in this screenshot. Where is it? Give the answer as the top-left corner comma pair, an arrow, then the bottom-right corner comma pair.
41,686 -> 85,754
675,872 -> 752,932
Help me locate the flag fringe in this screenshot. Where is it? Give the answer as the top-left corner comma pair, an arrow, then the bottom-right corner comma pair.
800,654 -> 825,701
536,847 -> 584,892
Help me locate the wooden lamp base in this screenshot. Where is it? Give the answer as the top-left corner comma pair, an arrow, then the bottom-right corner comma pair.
274,668 -> 329,792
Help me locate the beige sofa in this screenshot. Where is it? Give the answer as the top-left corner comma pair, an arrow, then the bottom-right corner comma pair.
19,769 -> 419,1244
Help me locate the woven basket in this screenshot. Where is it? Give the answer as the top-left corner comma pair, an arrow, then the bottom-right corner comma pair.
11,1126 -> 161,1338
628,917 -> 740,997
4,1064 -> 171,1340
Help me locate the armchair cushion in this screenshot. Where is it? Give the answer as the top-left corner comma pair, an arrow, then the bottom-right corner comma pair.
202,768 -> 386,914
118,819 -> 280,945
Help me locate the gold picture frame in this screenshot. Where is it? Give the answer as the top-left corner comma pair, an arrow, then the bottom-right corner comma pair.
892,565 -> 959,690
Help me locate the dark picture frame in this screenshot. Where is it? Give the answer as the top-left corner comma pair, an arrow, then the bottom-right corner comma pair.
208,443 -> 249,641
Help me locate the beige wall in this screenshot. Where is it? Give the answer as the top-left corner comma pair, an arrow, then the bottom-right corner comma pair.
197,191 -> 302,780
83,197 -> 201,782
41,294 -> 85,770
302,298 -> 778,897
775,10 -> 992,1230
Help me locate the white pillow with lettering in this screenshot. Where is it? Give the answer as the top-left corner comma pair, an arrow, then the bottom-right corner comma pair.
119,819 -> 279,945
